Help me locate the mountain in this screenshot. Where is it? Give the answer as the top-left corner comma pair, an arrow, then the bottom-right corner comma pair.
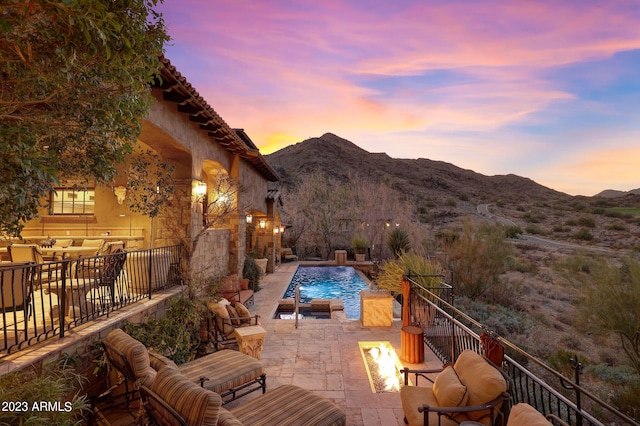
594,188 -> 640,198
265,133 -> 570,208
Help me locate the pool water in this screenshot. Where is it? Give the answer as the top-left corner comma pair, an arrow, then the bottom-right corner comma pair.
283,266 -> 370,319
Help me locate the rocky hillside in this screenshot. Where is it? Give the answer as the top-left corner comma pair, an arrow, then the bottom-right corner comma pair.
266,133 -> 640,246
266,133 -> 569,220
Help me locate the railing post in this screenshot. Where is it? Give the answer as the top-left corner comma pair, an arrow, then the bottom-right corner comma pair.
59,260 -> 67,338
572,356 -> 584,426
148,249 -> 153,300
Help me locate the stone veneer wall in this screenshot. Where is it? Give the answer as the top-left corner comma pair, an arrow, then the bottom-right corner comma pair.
190,228 -> 230,279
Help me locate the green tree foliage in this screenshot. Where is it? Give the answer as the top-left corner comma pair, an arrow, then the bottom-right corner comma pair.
387,227 -> 410,258
559,254 -> 640,376
443,221 -> 513,300
0,0 -> 169,236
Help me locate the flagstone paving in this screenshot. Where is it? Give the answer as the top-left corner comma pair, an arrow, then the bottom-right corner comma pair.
98,261 -> 441,425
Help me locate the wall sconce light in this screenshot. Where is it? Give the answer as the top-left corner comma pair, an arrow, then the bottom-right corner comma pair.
274,227 -> 279,234
259,219 -> 266,230
195,181 -> 207,197
246,214 -> 253,224
280,226 -> 285,233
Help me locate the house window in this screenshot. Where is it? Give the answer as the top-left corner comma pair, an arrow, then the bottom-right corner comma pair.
50,187 -> 95,215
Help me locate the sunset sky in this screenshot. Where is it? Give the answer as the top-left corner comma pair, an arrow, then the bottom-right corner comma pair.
156,0 -> 640,196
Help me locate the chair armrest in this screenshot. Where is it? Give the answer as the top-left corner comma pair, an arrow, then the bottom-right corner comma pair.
400,367 -> 444,386
418,393 -> 510,424
139,385 -> 188,426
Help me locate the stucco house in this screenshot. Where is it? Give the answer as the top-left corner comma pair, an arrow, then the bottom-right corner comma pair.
19,57 -> 283,280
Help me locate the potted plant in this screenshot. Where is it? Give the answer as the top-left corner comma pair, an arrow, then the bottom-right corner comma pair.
352,234 -> 368,262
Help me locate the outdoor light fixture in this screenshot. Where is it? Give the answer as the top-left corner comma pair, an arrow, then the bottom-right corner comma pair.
259,219 -> 266,230
274,227 -> 279,234
280,226 -> 285,233
195,181 -> 207,197
246,214 -> 253,224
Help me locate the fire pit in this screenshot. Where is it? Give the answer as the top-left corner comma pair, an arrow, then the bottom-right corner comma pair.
358,341 -> 407,393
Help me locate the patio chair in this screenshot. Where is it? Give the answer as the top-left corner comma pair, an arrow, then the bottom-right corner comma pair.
0,262 -> 34,325
400,349 -> 512,426
7,244 -> 59,284
81,238 -> 106,255
140,365 -> 346,426
507,403 -> 569,426
208,300 -> 260,350
281,247 -> 298,262
96,248 -> 127,307
103,329 -> 266,405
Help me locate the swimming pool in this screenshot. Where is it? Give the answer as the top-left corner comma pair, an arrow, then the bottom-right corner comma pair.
282,266 -> 370,319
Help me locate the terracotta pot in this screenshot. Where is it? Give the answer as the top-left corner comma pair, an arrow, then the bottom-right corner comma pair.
239,279 -> 250,290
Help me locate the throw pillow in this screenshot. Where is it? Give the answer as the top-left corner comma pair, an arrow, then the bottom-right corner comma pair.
433,366 -> 469,407
234,302 -> 253,325
226,304 -> 241,326
454,350 -> 507,421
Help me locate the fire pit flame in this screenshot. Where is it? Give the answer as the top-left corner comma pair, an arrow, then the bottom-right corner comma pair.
359,341 -> 405,393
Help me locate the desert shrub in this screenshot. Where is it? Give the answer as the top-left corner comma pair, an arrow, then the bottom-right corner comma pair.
610,383 -> 640,420
522,212 -> 546,223
573,228 -> 594,240
442,221 -> 514,300
504,225 -> 522,238
458,193 -> 469,201
565,218 -> 578,226
456,297 -> 528,336
524,224 -> 543,235
0,355 -> 91,425
124,296 -> 201,364
446,198 -> 457,207
591,208 -> 606,215
387,228 -> 410,259
547,349 -> 582,377
558,254 -> 640,376
552,225 -> 568,233
577,216 -> 596,228
376,252 -> 444,295
608,222 -> 627,231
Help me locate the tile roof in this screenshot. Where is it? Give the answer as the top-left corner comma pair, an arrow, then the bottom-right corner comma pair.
154,57 -> 280,182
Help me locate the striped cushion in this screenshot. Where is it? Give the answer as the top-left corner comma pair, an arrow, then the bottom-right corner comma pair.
229,384 -> 346,426
217,408 -> 244,426
104,329 -> 156,388
178,349 -> 264,394
150,366 -> 222,426
148,350 -> 179,371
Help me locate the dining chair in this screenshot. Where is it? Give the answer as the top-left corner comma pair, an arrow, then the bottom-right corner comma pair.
0,262 -> 35,329
7,244 -> 60,284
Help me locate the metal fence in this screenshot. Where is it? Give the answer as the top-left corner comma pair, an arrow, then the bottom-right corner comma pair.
405,276 -> 639,426
1,245 -> 182,356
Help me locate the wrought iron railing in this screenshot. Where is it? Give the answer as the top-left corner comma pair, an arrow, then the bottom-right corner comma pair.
405,276 -> 639,426
0,245 -> 182,356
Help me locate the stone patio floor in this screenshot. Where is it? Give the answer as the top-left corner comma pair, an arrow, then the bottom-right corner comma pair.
98,262 -> 442,426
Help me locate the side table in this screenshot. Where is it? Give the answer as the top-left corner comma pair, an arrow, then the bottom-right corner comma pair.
233,325 -> 267,359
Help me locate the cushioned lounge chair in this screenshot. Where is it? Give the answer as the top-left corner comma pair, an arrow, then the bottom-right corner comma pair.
103,329 -> 266,405
400,349 -> 512,426
208,300 -> 260,350
140,365 -> 346,426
